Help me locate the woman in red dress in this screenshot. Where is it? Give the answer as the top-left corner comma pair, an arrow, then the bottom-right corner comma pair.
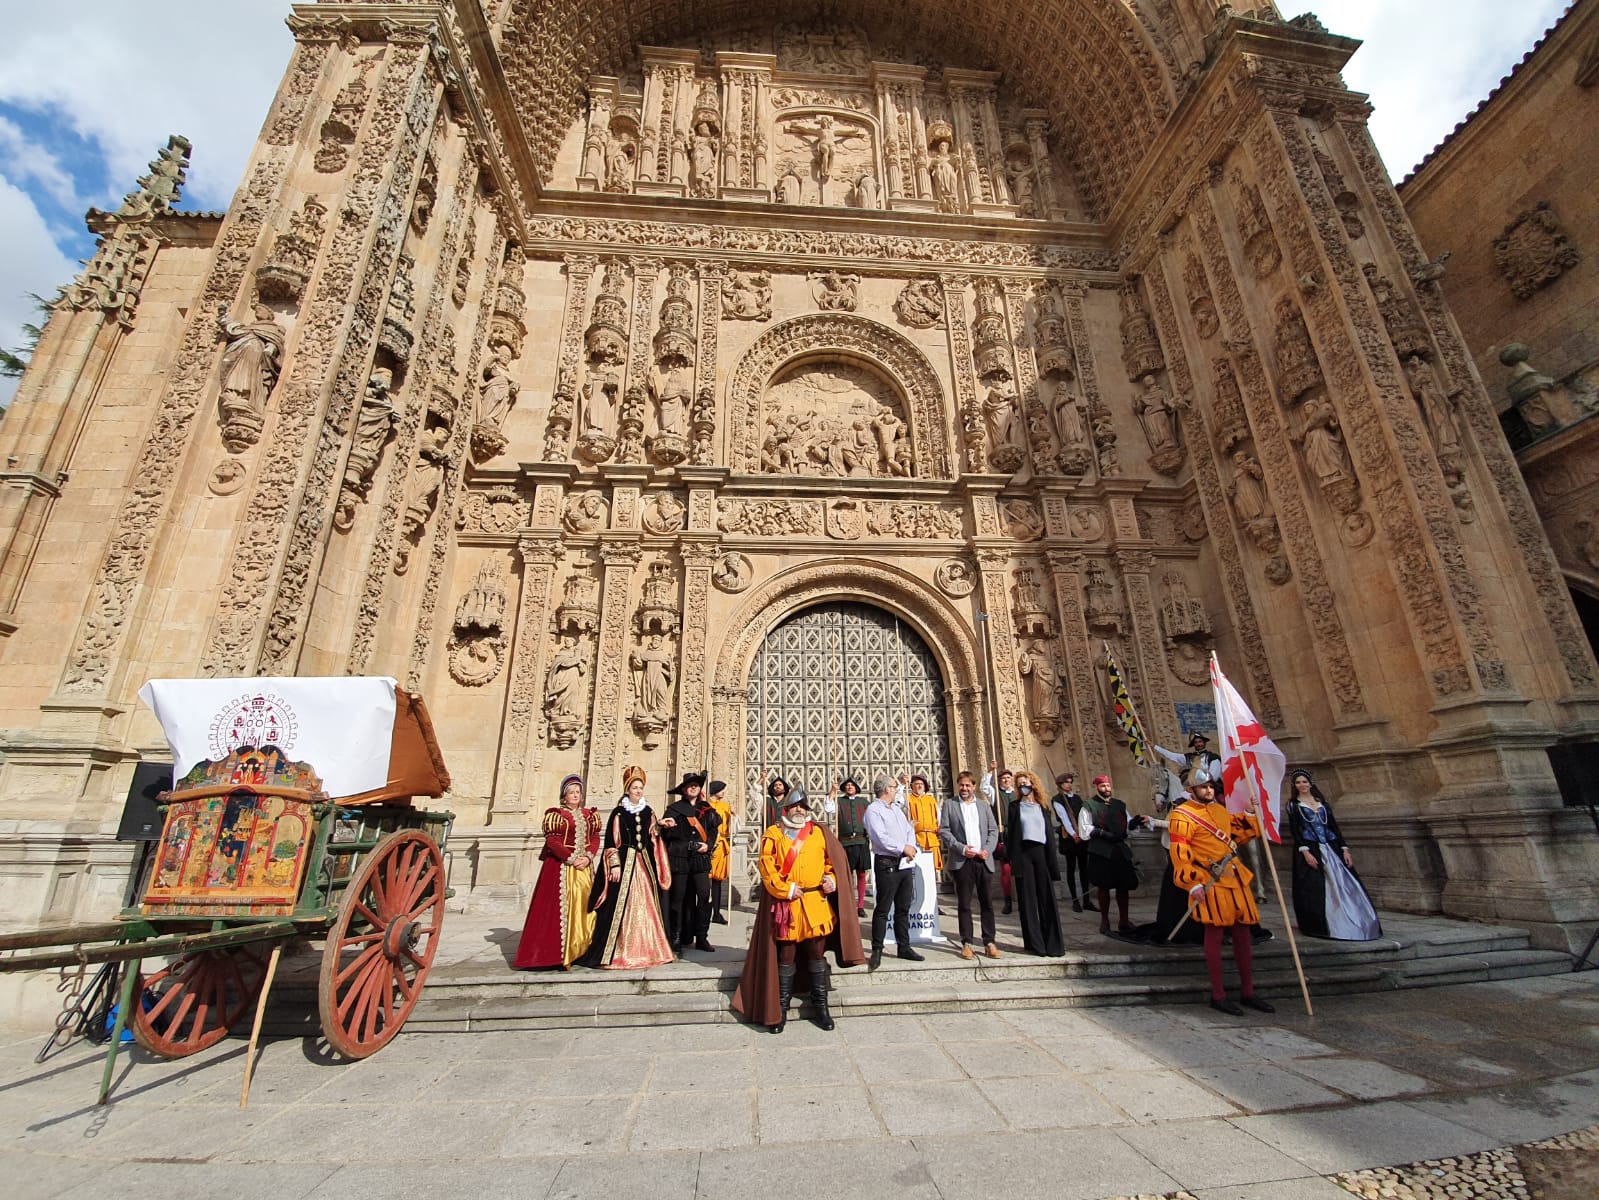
513,774 -> 601,969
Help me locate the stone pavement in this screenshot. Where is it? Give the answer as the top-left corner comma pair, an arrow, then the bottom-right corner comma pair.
6,971 -> 1599,1199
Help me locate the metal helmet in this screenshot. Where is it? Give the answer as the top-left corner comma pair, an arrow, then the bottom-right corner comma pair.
1190,769 -> 1214,788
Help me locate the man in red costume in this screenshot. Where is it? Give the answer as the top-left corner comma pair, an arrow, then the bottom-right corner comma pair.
732,788 -> 864,1033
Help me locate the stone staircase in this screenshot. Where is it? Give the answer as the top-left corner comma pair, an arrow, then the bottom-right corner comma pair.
259,911 -> 1572,1035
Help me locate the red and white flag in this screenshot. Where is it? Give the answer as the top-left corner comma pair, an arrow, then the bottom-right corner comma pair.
1210,654 -> 1286,842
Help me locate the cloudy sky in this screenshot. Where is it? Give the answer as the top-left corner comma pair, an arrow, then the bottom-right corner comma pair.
0,1 -> 1571,404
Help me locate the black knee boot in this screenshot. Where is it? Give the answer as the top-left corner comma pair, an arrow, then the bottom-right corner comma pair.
772,963 -> 796,1034
809,961 -> 835,1032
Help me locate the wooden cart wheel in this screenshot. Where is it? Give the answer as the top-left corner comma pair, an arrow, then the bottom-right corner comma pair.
131,945 -> 270,1057
318,830 -> 446,1059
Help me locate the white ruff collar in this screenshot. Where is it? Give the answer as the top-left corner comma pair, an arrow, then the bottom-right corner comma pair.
621,797 -> 648,816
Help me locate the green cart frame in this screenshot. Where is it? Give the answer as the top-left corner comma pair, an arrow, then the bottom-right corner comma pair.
0,690 -> 453,1103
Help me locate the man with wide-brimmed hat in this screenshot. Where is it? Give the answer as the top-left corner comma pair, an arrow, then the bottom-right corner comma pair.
661,771 -> 719,952
732,787 -> 864,1033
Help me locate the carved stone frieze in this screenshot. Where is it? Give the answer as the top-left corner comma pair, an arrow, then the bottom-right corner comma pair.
717,498 -> 823,536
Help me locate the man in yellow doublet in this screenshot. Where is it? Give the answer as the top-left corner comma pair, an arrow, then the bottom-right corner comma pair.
760,814 -> 838,943
906,773 -> 943,873
1167,771 -> 1275,1016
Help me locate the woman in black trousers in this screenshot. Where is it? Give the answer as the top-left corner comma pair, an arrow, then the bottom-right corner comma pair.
1006,771 -> 1065,956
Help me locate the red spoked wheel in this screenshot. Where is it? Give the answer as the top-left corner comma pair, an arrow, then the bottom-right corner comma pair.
131,945 -> 270,1057
318,830 -> 446,1059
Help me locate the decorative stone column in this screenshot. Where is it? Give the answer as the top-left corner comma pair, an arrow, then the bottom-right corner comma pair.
584,538 -> 642,785
490,515 -> 565,817
673,541 -> 717,779
1044,548 -> 1109,776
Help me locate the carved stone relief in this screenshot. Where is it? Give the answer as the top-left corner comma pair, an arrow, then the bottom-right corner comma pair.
335,367 -> 399,532
894,278 -> 944,328
1159,572 -> 1213,687
457,487 -> 528,534
1493,200 -> 1580,300
809,270 -> 861,311
448,559 -> 508,687
712,551 -> 753,593
721,268 -> 773,320
642,492 -> 687,535
728,312 -> 951,479
256,194 -> 328,305
718,498 -> 823,536
1018,637 -> 1067,744
934,559 -> 976,597
648,262 -> 696,466
1002,500 -> 1044,541
759,359 -> 911,478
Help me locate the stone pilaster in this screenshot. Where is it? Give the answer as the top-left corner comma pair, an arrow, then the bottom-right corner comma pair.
1045,548 -> 1109,776
584,539 -> 642,785
492,531 -> 563,816
673,540 -> 717,778
1114,546 -> 1179,750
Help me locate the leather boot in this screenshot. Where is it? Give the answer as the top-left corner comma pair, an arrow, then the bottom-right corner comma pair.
809,961 -> 835,1032
772,963 -> 796,1033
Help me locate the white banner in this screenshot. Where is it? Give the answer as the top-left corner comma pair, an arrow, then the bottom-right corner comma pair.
138,677 -> 397,799
1210,655 -> 1286,842
906,854 -> 941,943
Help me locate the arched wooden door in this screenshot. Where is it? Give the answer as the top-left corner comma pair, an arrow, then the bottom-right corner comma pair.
745,601 -> 952,828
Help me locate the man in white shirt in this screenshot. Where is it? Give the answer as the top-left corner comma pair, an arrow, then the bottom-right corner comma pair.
938,770 -> 1001,960
862,775 -> 924,969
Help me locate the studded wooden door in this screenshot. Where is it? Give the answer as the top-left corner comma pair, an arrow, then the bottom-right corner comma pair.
745,601 -> 952,829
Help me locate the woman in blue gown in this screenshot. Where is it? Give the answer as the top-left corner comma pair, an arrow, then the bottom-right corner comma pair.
1287,769 -> 1381,941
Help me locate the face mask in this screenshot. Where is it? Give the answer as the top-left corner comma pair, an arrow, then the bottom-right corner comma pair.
1019,784 -> 1033,794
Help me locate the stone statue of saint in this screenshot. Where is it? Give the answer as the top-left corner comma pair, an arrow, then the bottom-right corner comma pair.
1135,374 -> 1180,453
1052,383 -> 1088,451
544,634 -> 588,725
1019,642 -> 1064,724
630,634 -> 675,723
1298,394 -> 1353,485
605,136 -> 632,191
983,379 -> 1021,456
776,162 -> 804,205
476,343 -> 519,431
649,361 -> 691,438
336,369 -> 399,531
853,170 -> 879,209
1229,449 -> 1271,521
580,358 -> 621,440
930,142 -> 960,212
216,304 -> 285,451
1405,355 -> 1460,457
687,122 -> 719,197
871,406 -> 907,474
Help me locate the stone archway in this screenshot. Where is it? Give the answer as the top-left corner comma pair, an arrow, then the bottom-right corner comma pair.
709,558 -> 985,831
725,312 -> 954,479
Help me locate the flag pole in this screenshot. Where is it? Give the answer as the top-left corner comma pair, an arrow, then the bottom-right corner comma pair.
1212,650 -> 1313,1018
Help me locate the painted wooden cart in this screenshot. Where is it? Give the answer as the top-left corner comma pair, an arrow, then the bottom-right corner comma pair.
0,687 -> 453,1102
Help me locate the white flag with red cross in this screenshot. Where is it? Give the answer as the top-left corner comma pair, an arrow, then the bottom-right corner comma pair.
1210,653 -> 1286,843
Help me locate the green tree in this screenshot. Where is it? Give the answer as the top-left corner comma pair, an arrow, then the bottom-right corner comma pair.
0,295 -> 54,380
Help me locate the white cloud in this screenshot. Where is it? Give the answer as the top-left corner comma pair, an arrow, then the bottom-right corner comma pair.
1300,0 -> 1572,178
0,1 -> 290,211
0,178 -> 79,407
0,116 -> 82,210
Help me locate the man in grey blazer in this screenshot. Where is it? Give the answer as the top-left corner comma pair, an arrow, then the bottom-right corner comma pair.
939,770 -> 1002,960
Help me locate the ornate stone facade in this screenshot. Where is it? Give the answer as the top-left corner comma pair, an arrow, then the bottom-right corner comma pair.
0,0 -> 1596,994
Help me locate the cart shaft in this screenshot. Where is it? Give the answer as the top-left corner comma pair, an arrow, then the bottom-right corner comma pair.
0,920 -> 301,974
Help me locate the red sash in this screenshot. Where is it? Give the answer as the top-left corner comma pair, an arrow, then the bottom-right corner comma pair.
1182,805 -> 1237,850
780,821 -> 814,876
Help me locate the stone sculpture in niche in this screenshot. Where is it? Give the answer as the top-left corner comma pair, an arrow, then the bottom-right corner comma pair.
1406,354 -> 1473,521
542,633 -> 589,748
1082,561 -> 1124,635
851,170 -> 879,209
1493,200 -> 1580,300
928,121 -> 963,213
216,304 -> 285,452
447,560 -> 508,687
776,163 -> 805,204
470,342 -> 518,462
395,422 -> 450,573
781,113 -> 869,204
1018,639 -> 1066,743
1135,374 -> 1186,476
982,379 -> 1024,473
894,278 -> 944,328
721,269 -> 773,320
648,264 -> 696,465
256,194 -> 327,306
576,261 -> 629,463
1003,500 -> 1045,541
335,368 -> 398,532
1011,566 -> 1053,637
